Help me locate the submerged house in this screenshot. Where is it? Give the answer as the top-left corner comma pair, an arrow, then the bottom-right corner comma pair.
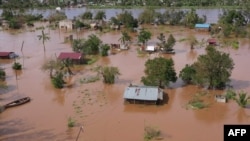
215,94 -> 227,103
59,20 -> 73,30
57,52 -> 83,64
0,52 -> 19,59
123,85 -> 164,105
195,23 -> 211,31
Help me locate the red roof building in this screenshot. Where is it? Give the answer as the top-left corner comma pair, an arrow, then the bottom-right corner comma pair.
57,52 -> 83,63
207,38 -> 217,45
0,52 -> 18,59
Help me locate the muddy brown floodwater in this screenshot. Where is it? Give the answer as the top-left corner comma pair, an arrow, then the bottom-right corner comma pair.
0,23 -> 250,141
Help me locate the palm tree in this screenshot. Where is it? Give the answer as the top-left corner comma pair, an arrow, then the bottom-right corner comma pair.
235,91 -> 250,108
37,30 -> 50,52
119,31 -> 131,46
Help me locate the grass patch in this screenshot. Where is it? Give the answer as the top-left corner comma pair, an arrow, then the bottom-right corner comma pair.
79,75 -> 100,84
137,48 -> 148,57
186,91 -> 209,110
86,55 -> 99,65
144,126 -> 161,141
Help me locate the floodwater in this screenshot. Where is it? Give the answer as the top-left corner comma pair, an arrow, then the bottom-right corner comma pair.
0,23 -> 250,141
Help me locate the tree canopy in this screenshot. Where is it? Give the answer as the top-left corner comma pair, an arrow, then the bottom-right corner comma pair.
72,34 -> 102,55
141,57 -> 177,87
180,46 -> 234,89
138,29 -> 152,45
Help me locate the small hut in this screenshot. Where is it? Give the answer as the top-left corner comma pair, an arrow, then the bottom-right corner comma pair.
215,94 -> 227,103
59,20 -> 73,30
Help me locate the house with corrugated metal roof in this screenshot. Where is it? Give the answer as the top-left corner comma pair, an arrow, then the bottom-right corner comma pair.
195,23 -> 211,31
57,52 -> 83,64
123,85 -> 163,105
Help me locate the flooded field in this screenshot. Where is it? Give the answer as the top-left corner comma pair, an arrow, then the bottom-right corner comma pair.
0,23 -> 250,141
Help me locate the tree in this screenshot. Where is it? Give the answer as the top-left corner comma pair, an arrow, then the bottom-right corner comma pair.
138,8 -> 156,24
165,34 -> 176,51
117,10 -> 138,29
42,59 -> 60,78
138,29 -> 152,46
94,66 -> 121,84
72,34 -> 102,55
60,59 -> 74,75
100,44 -> 110,56
37,30 -> 50,52
81,11 -> 93,19
119,31 -> 131,45
94,11 -> 106,21
184,8 -> 206,28
187,35 -> 198,49
157,33 -> 166,49
192,46 -> 234,89
51,72 -> 65,89
141,57 -> 177,88
179,64 -> 196,84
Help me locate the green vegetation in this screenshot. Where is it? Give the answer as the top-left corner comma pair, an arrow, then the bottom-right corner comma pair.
0,69 -> 6,81
119,31 -> 132,46
144,126 -> 161,141
37,30 -> 50,52
225,89 -> 250,108
100,44 -> 110,56
42,58 -> 74,89
180,46 -> 234,89
51,72 -> 65,89
79,65 -> 120,84
138,29 -> 152,46
67,117 -> 75,128
141,57 -> 177,88
12,62 -> 22,70
186,91 -> 209,110
72,34 -> 102,55
100,66 -> 120,84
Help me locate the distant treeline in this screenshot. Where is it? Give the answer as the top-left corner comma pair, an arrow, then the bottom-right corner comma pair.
0,0 -> 248,8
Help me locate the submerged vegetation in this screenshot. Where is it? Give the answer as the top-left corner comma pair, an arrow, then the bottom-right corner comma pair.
186,91 -> 209,110
144,126 -> 161,141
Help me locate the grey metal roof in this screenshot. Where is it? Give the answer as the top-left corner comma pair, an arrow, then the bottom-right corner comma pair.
123,86 -> 163,101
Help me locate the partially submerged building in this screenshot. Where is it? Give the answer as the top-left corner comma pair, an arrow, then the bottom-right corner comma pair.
215,94 -> 227,103
195,23 -> 211,31
57,52 -> 83,64
123,85 -> 164,105
0,52 -> 19,59
59,19 -> 73,30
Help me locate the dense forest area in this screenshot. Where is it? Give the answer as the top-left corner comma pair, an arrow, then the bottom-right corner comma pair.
0,0 -> 250,8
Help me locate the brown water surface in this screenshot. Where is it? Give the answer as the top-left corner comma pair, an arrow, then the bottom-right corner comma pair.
0,24 -> 250,141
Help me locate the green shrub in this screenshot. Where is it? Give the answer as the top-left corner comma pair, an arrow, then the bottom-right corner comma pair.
67,117 -> 75,128
51,72 -> 65,89
12,62 -> 22,70
0,69 -> 6,81
144,126 -> 161,141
